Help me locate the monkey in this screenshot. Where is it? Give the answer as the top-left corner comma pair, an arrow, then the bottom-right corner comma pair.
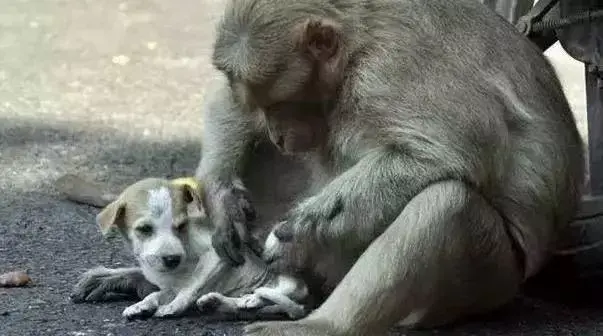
72,0 -> 585,335
193,0 -> 586,335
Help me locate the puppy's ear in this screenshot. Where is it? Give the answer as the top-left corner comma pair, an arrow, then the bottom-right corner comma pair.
96,200 -> 126,237
170,177 -> 206,215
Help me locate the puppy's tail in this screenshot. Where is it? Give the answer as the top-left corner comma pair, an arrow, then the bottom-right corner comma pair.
54,174 -> 118,208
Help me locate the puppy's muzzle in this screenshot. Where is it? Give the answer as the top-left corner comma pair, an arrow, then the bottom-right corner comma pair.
161,255 -> 182,270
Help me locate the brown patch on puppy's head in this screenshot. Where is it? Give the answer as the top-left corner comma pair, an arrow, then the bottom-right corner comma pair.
95,178 -> 171,237
95,177 -> 208,238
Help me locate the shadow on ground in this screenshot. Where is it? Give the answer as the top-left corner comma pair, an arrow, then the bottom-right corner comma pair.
2,118 -> 603,336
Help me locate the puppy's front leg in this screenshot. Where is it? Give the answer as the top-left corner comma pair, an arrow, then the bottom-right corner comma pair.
253,287 -> 306,320
154,252 -> 223,318
122,291 -> 171,320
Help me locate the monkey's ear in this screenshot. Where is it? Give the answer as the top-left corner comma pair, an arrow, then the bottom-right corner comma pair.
295,18 -> 341,62
96,200 -> 126,237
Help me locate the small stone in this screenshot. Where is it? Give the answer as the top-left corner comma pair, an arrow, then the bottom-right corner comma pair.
111,55 -> 130,66
146,42 -> 157,50
29,21 -> 39,28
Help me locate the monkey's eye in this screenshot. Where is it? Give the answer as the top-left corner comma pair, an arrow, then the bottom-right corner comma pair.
136,224 -> 153,236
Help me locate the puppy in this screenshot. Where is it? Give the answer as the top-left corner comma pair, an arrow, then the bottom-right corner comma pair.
58,175 -> 308,320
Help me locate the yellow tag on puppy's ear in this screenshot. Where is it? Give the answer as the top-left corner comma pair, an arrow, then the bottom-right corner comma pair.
170,177 -> 203,194
170,177 -> 205,214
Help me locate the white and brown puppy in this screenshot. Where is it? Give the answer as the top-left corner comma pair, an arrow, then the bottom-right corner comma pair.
59,175 -> 308,320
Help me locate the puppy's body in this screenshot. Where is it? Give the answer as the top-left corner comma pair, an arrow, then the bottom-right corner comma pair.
61,175 -> 308,320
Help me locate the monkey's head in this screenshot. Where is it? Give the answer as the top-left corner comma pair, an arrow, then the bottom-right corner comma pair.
212,0 -> 348,112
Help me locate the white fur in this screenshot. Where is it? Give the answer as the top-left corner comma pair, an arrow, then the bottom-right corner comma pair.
147,187 -> 173,229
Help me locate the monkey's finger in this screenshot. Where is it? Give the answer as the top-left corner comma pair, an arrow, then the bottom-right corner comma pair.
246,236 -> 264,256
213,228 -> 245,265
238,196 -> 256,222
274,222 -> 294,242
224,243 -> 245,265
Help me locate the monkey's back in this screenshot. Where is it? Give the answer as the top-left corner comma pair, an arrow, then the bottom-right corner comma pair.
336,0 -> 585,278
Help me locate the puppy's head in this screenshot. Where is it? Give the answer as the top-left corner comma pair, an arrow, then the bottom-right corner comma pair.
96,177 -> 209,273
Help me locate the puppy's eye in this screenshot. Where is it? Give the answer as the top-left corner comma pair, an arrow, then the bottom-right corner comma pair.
175,219 -> 189,233
136,225 -> 153,236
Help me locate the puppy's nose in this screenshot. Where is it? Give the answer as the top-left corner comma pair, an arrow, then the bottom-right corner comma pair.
162,255 -> 181,269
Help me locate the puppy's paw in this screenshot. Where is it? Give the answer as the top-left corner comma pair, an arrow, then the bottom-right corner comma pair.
196,292 -> 226,312
122,301 -> 156,320
154,300 -> 189,318
237,293 -> 264,310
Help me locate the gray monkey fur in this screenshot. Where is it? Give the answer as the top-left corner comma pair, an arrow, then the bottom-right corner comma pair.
71,0 -> 585,335
200,0 -> 585,335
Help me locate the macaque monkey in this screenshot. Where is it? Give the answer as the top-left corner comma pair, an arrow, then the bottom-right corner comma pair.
195,0 -> 585,335
72,1 -> 586,335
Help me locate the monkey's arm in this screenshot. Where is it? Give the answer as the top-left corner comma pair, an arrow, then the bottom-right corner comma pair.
195,82 -> 262,264
273,148 -> 453,251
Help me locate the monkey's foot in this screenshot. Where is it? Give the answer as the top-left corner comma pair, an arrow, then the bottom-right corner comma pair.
244,320 -> 336,336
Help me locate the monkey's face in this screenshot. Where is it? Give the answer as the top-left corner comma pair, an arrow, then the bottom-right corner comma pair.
212,1 -> 345,111
263,102 -> 328,154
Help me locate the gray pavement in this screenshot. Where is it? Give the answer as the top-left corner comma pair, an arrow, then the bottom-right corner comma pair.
1,0 -> 603,335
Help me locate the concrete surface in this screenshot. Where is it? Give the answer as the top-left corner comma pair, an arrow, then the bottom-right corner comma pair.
0,0 -> 601,335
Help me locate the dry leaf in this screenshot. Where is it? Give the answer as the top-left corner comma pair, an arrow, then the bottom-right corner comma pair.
0,271 -> 32,287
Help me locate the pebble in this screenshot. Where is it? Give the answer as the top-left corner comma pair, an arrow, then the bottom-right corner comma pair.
111,55 -> 130,66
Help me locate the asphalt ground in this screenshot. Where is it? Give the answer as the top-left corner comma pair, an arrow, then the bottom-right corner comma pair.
1,0 -> 602,335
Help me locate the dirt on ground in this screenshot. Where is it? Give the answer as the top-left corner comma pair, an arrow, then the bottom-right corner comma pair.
0,0 -> 600,335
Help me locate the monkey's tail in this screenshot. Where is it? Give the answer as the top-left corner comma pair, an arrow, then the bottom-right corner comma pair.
54,174 -> 117,208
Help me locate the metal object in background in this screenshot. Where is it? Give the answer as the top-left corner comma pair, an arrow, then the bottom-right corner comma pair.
479,0 -> 534,24
480,0 -> 603,269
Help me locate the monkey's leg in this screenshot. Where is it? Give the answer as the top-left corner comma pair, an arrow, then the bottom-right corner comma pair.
71,267 -> 158,303
246,180 -> 522,336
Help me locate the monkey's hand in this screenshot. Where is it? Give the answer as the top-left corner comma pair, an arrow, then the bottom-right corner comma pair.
207,182 -> 258,265
262,194 -> 342,273
265,148 -> 448,270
